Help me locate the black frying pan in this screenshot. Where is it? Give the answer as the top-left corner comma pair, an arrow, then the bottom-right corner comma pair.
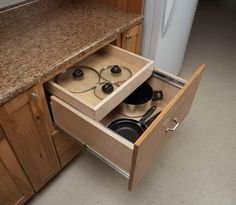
143,111 -> 162,128
108,106 -> 157,143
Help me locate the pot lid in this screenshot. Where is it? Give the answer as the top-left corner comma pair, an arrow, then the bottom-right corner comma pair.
56,66 -> 100,93
99,65 -> 132,83
94,82 -> 119,100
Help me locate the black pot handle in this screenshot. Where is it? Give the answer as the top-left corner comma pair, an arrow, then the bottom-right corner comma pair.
152,90 -> 163,101
138,106 -> 157,126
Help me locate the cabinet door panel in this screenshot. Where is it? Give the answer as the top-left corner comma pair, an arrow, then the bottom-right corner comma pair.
122,24 -> 142,54
0,160 -> 22,205
0,85 -> 60,191
0,126 -> 34,205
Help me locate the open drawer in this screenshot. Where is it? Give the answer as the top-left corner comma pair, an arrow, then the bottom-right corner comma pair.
47,45 -> 154,121
49,64 -> 205,191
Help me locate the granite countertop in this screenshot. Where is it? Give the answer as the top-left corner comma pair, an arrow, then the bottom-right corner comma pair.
0,0 -> 143,106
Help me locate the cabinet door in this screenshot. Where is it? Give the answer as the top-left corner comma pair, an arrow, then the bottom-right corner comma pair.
121,24 -> 142,54
0,125 -> 34,205
0,85 -> 60,191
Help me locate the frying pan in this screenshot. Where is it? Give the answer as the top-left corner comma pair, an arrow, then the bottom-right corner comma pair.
143,111 -> 162,128
108,106 -> 156,143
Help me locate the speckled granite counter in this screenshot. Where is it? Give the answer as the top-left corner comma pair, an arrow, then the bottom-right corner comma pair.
0,0 -> 142,105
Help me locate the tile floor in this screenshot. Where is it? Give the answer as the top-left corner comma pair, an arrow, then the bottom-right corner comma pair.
28,1 -> 236,204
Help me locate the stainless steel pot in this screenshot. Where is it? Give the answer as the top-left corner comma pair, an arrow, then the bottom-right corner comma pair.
119,82 -> 163,117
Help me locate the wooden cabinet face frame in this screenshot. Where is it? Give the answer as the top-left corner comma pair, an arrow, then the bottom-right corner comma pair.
0,85 -> 60,191
97,0 -> 144,14
0,125 -> 34,205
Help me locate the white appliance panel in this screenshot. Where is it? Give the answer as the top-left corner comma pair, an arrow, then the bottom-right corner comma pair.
142,0 -> 199,75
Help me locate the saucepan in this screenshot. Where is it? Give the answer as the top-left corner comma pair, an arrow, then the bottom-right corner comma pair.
119,82 -> 163,117
108,106 -> 157,143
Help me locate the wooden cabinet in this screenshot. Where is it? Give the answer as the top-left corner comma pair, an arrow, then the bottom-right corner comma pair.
52,129 -> 83,168
98,0 -> 144,54
121,24 -> 142,54
0,125 -> 34,205
98,0 -> 144,14
0,85 -> 60,192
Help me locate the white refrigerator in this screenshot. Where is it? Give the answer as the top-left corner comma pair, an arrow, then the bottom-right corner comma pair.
142,0 -> 199,75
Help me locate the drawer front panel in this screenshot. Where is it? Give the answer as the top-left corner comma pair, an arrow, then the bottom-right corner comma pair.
51,96 -> 133,173
128,64 -> 205,190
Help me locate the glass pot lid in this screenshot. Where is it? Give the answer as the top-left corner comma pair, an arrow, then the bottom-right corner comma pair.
99,65 -> 132,83
94,81 -> 119,100
56,66 -> 100,93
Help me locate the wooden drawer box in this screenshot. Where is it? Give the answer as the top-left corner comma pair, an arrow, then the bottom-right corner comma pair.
47,45 -> 154,121
49,63 -> 205,191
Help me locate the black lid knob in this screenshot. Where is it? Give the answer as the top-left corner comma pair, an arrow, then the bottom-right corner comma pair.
72,68 -> 84,79
102,83 -> 114,94
111,65 -> 121,74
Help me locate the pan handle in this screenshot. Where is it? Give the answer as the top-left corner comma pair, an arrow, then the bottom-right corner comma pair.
152,90 -> 163,101
143,111 -> 162,128
137,106 -> 157,126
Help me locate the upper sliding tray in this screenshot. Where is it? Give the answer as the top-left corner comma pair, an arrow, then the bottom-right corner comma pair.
46,45 -> 154,120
